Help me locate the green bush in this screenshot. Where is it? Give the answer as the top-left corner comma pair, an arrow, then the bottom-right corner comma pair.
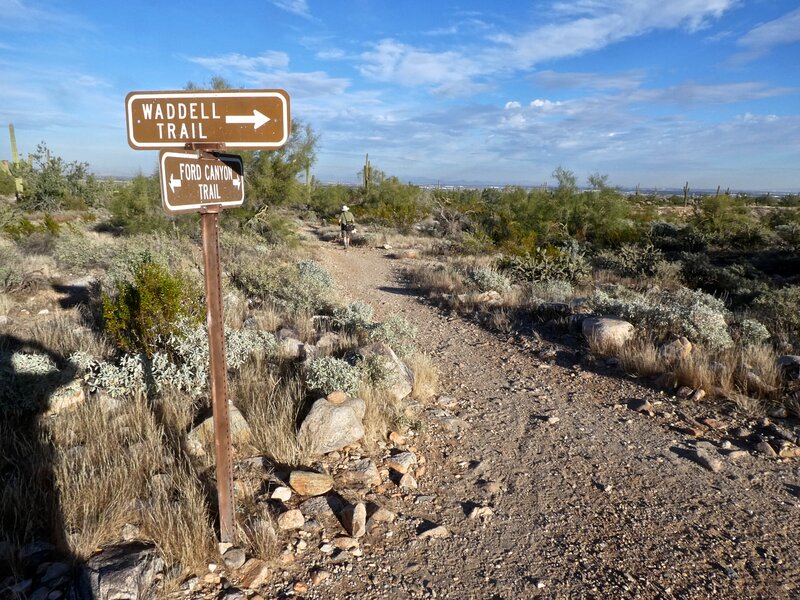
305,356 -> 360,396
752,285 -> 800,348
462,266 -> 512,293
106,174 -> 175,235
101,254 -> 203,357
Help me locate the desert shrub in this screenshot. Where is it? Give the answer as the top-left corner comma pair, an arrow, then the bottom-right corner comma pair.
0,166 -> 16,195
774,224 -> 800,250
12,142 -> 101,211
244,209 -> 299,246
500,245 -> 591,285
0,242 -> 49,293
595,243 -> 664,277
649,222 -> 707,252
462,266 -> 512,293
526,280 -> 575,303
752,285 -> 800,348
368,316 -> 416,357
680,253 -> 767,308
52,226 -> 111,270
230,259 -> 335,314
590,284 -> 733,350
101,254 -> 204,356
333,301 -> 374,332
737,318 -> 771,346
305,356 -> 360,396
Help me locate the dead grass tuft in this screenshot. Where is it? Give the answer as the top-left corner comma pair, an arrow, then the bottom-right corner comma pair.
406,351 -> 439,402
617,337 -> 662,378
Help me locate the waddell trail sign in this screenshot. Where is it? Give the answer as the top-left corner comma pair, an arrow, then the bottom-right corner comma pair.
125,89 -> 291,543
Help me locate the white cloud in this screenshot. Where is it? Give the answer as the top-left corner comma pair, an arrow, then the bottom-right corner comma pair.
0,0 -> 90,31
317,48 -> 346,60
735,8 -> 800,61
359,39 -> 483,96
535,69 -> 645,91
270,0 -> 310,18
530,99 -> 563,110
186,51 -> 349,98
504,101 -> 521,109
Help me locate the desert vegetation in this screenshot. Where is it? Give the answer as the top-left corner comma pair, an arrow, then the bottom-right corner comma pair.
3,139 -> 799,592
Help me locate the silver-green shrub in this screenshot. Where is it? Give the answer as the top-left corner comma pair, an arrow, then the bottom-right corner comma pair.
590,284 -> 733,350
462,266 -> 511,293
739,318 -> 771,346
526,280 -> 575,303
369,316 -> 417,358
333,301 -> 374,331
305,356 -> 360,396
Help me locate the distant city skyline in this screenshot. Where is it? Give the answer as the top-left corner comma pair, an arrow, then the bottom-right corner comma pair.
1,0 -> 799,191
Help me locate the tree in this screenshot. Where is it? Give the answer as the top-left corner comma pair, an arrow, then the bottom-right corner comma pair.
587,172 -> 609,191
552,166 -> 577,194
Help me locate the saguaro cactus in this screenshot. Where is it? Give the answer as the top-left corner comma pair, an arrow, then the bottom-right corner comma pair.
8,124 -> 23,194
363,153 -> 371,195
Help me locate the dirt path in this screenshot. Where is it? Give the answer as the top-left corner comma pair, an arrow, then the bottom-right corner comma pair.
312,240 -> 800,600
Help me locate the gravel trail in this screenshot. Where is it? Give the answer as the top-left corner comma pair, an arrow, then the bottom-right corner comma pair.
312,240 -> 800,600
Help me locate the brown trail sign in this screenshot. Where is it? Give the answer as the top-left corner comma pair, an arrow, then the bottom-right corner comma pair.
126,89 -> 290,149
126,88 -> 291,543
159,151 -> 244,213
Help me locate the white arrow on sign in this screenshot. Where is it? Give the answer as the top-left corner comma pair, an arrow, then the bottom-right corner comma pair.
232,177 -> 241,190
169,174 -> 182,193
225,109 -> 271,130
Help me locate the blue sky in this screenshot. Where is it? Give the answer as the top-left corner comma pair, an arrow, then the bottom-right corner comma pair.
1,0 -> 799,191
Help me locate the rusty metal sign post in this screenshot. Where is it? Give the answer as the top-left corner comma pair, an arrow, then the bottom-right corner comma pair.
125,89 -> 291,543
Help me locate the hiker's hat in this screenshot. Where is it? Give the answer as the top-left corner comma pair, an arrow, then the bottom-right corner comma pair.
342,205 -> 349,211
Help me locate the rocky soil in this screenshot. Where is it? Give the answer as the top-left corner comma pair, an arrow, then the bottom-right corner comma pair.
300,240 -> 800,599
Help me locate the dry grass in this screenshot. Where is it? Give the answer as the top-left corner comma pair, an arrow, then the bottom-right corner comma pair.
29,314 -> 112,359
406,263 -> 467,296
616,337 -> 663,378
406,351 -> 439,402
359,382 -> 403,446
234,355 -> 305,465
0,292 -> 14,316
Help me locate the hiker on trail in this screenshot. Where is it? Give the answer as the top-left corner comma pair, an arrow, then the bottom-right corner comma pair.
339,205 -> 355,249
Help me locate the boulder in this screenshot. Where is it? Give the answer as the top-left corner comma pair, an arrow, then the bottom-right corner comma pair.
187,403 -> 251,454
658,336 -> 692,363
297,397 -> 365,455
778,355 -> 800,379
351,343 -> 413,402
68,543 -> 164,600
582,317 -> 634,350
45,381 -> 85,416
316,332 -> 343,351
338,459 -> 381,488
340,502 -> 367,538
289,470 -> 334,496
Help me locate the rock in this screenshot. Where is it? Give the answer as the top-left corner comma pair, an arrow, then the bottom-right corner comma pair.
695,442 -> 724,473
42,562 -> 71,584
11,580 -> 33,595
299,495 -> 344,518
546,416 -> 560,425
239,559 -> 270,589
727,450 -> 749,460
386,451 -> 417,474
627,398 -> 652,413
223,548 -> 247,570
688,388 -> 706,402
333,537 -> 359,550
277,510 -> 305,531
326,390 -> 348,405
297,398 -> 366,455
293,582 -> 308,594
768,406 -> 789,419
394,249 -> 419,259
280,337 -> 304,359
755,440 -> 777,457
187,403 -> 251,451
271,486 -> 292,502
366,506 -> 396,528
316,332 -> 343,351
310,569 -> 330,585
777,355 -> 800,379
658,337 -> 692,363
29,588 -> 50,600
777,441 -> 800,458
468,506 -> 494,521
350,343 -> 413,402
45,382 -> 85,416
276,327 -> 300,341
48,591 -> 63,600
474,290 -> 503,305
582,317 -> 634,350
340,502 -> 367,538
289,470 -> 334,496
417,525 -> 449,540
68,543 -> 164,600
676,386 -> 693,399
389,431 -> 406,445
319,543 -> 334,554
399,473 -> 418,490
338,459 -> 381,487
